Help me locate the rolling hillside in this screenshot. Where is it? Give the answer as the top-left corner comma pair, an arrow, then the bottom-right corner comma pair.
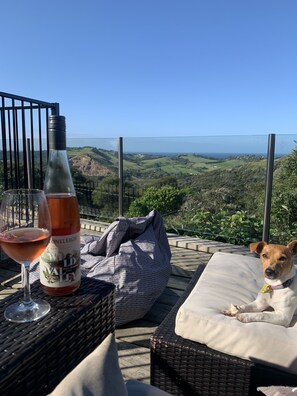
67,146 -> 268,181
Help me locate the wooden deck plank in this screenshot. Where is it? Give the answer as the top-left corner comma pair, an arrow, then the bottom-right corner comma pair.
166,275 -> 192,291
155,287 -> 183,306
116,320 -> 158,348
170,265 -> 194,278
117,340 -> 151,384
115,249 -> 209,383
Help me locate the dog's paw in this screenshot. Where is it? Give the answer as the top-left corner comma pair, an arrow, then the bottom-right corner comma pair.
223,304 -> 241,317
236,313 -> 250,323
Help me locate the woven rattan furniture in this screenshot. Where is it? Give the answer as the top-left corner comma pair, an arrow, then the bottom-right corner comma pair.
0,277 -> 115,396
150,268 -> 297,396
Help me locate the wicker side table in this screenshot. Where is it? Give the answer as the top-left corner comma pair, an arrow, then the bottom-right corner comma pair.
150,268 -> 297,396
0,277 -> 115,396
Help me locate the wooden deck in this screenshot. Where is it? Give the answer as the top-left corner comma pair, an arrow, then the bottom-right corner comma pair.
0,224 -> 249,385
116,244 -> 212,384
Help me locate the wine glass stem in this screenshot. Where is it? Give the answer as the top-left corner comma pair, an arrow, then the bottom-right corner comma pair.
22,262 -> 32,304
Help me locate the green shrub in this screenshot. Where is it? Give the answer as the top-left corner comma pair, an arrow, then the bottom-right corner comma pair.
127,186 -> 187,217
168,209 -> 262,246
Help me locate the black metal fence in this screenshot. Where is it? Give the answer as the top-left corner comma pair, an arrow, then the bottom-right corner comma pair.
0,92 -> 126,221
75,180 -> 142,221
0,92 -> 59,190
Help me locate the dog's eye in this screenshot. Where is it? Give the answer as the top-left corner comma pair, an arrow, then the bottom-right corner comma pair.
279,256 -> 287,261
262,253 -> 268,259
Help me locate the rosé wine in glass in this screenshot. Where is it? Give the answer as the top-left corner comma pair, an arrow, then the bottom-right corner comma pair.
0,189 -> 52,323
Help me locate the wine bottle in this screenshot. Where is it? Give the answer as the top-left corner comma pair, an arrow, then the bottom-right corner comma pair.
40,115 -> 81,295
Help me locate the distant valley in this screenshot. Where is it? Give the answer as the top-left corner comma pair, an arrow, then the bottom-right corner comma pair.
67,146 -> 269,182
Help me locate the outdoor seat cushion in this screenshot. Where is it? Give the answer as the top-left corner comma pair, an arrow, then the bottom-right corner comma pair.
49,333 -> 128,396
50,333 -> 172,396
175,252 -> 297,375
81,210 -> 172,326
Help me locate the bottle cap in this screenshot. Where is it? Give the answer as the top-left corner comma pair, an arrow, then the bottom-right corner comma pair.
48,115 -> 66,150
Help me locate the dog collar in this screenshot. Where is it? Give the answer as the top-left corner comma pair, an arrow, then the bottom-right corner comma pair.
261,277 -> 294,294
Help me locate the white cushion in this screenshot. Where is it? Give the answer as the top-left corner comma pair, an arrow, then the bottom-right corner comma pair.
49,333 -> 128,396
258,386 -> 297,395
175,252 -> 297,374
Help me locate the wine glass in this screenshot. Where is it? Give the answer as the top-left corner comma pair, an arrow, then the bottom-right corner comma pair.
0,189 -> 51,323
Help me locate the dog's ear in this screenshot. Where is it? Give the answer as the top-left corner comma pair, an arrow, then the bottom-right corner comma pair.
250,241 -> 267,254
287,240 -> 297,256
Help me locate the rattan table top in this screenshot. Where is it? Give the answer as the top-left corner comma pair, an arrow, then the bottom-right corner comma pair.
0,276 -> 115,396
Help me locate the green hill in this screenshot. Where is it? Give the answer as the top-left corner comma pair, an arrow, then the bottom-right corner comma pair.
67,146 -> 268,182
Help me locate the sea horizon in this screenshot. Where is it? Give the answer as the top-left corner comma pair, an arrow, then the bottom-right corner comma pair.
0,134 -> 296,158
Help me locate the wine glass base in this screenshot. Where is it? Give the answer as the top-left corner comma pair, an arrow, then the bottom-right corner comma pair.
4,299 -> 51,323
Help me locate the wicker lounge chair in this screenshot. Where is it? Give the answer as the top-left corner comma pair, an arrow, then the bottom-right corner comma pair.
150,267 -> 297,396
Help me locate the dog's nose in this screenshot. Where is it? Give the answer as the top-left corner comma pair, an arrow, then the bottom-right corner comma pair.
265,268 -> 275,278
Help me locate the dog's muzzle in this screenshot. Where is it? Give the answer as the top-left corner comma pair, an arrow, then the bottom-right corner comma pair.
265,268 -> 276,279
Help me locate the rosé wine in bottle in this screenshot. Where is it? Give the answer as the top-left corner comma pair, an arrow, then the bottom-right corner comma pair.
40,115 -> 81,296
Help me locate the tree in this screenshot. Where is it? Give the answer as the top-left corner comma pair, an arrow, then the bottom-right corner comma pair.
150,176 -> 179,189
92,176 -> 134,216
269,148 -> 297,243
127,186 -> 187,217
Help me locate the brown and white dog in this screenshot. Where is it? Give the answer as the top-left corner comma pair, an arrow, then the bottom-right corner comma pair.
224,241 -> 297,327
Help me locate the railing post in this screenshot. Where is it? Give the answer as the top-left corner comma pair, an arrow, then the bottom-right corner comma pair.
26,138 -> 32,188
52,103 -> 60,116
0,96 -> 8,190
118,137 -> 124,217
262,134 -> 275,243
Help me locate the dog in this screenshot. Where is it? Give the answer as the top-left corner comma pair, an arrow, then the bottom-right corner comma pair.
223,240 -> 297,327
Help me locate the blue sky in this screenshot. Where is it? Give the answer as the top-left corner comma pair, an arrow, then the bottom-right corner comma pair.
2,0 -> 297,138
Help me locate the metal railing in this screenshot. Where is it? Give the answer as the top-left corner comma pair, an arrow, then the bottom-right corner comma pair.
262,134 -> 275,243
0,92 -> 59,190
0,91 -> 288,245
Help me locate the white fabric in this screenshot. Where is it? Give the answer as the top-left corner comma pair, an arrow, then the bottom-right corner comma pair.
257,386 -> 297,396
175,252 -> 297,374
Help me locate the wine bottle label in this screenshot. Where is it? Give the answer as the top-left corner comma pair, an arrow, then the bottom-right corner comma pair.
40,231 -> 81,287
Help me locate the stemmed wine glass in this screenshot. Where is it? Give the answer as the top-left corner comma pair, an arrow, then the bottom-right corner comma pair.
0,189 -> 51,323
